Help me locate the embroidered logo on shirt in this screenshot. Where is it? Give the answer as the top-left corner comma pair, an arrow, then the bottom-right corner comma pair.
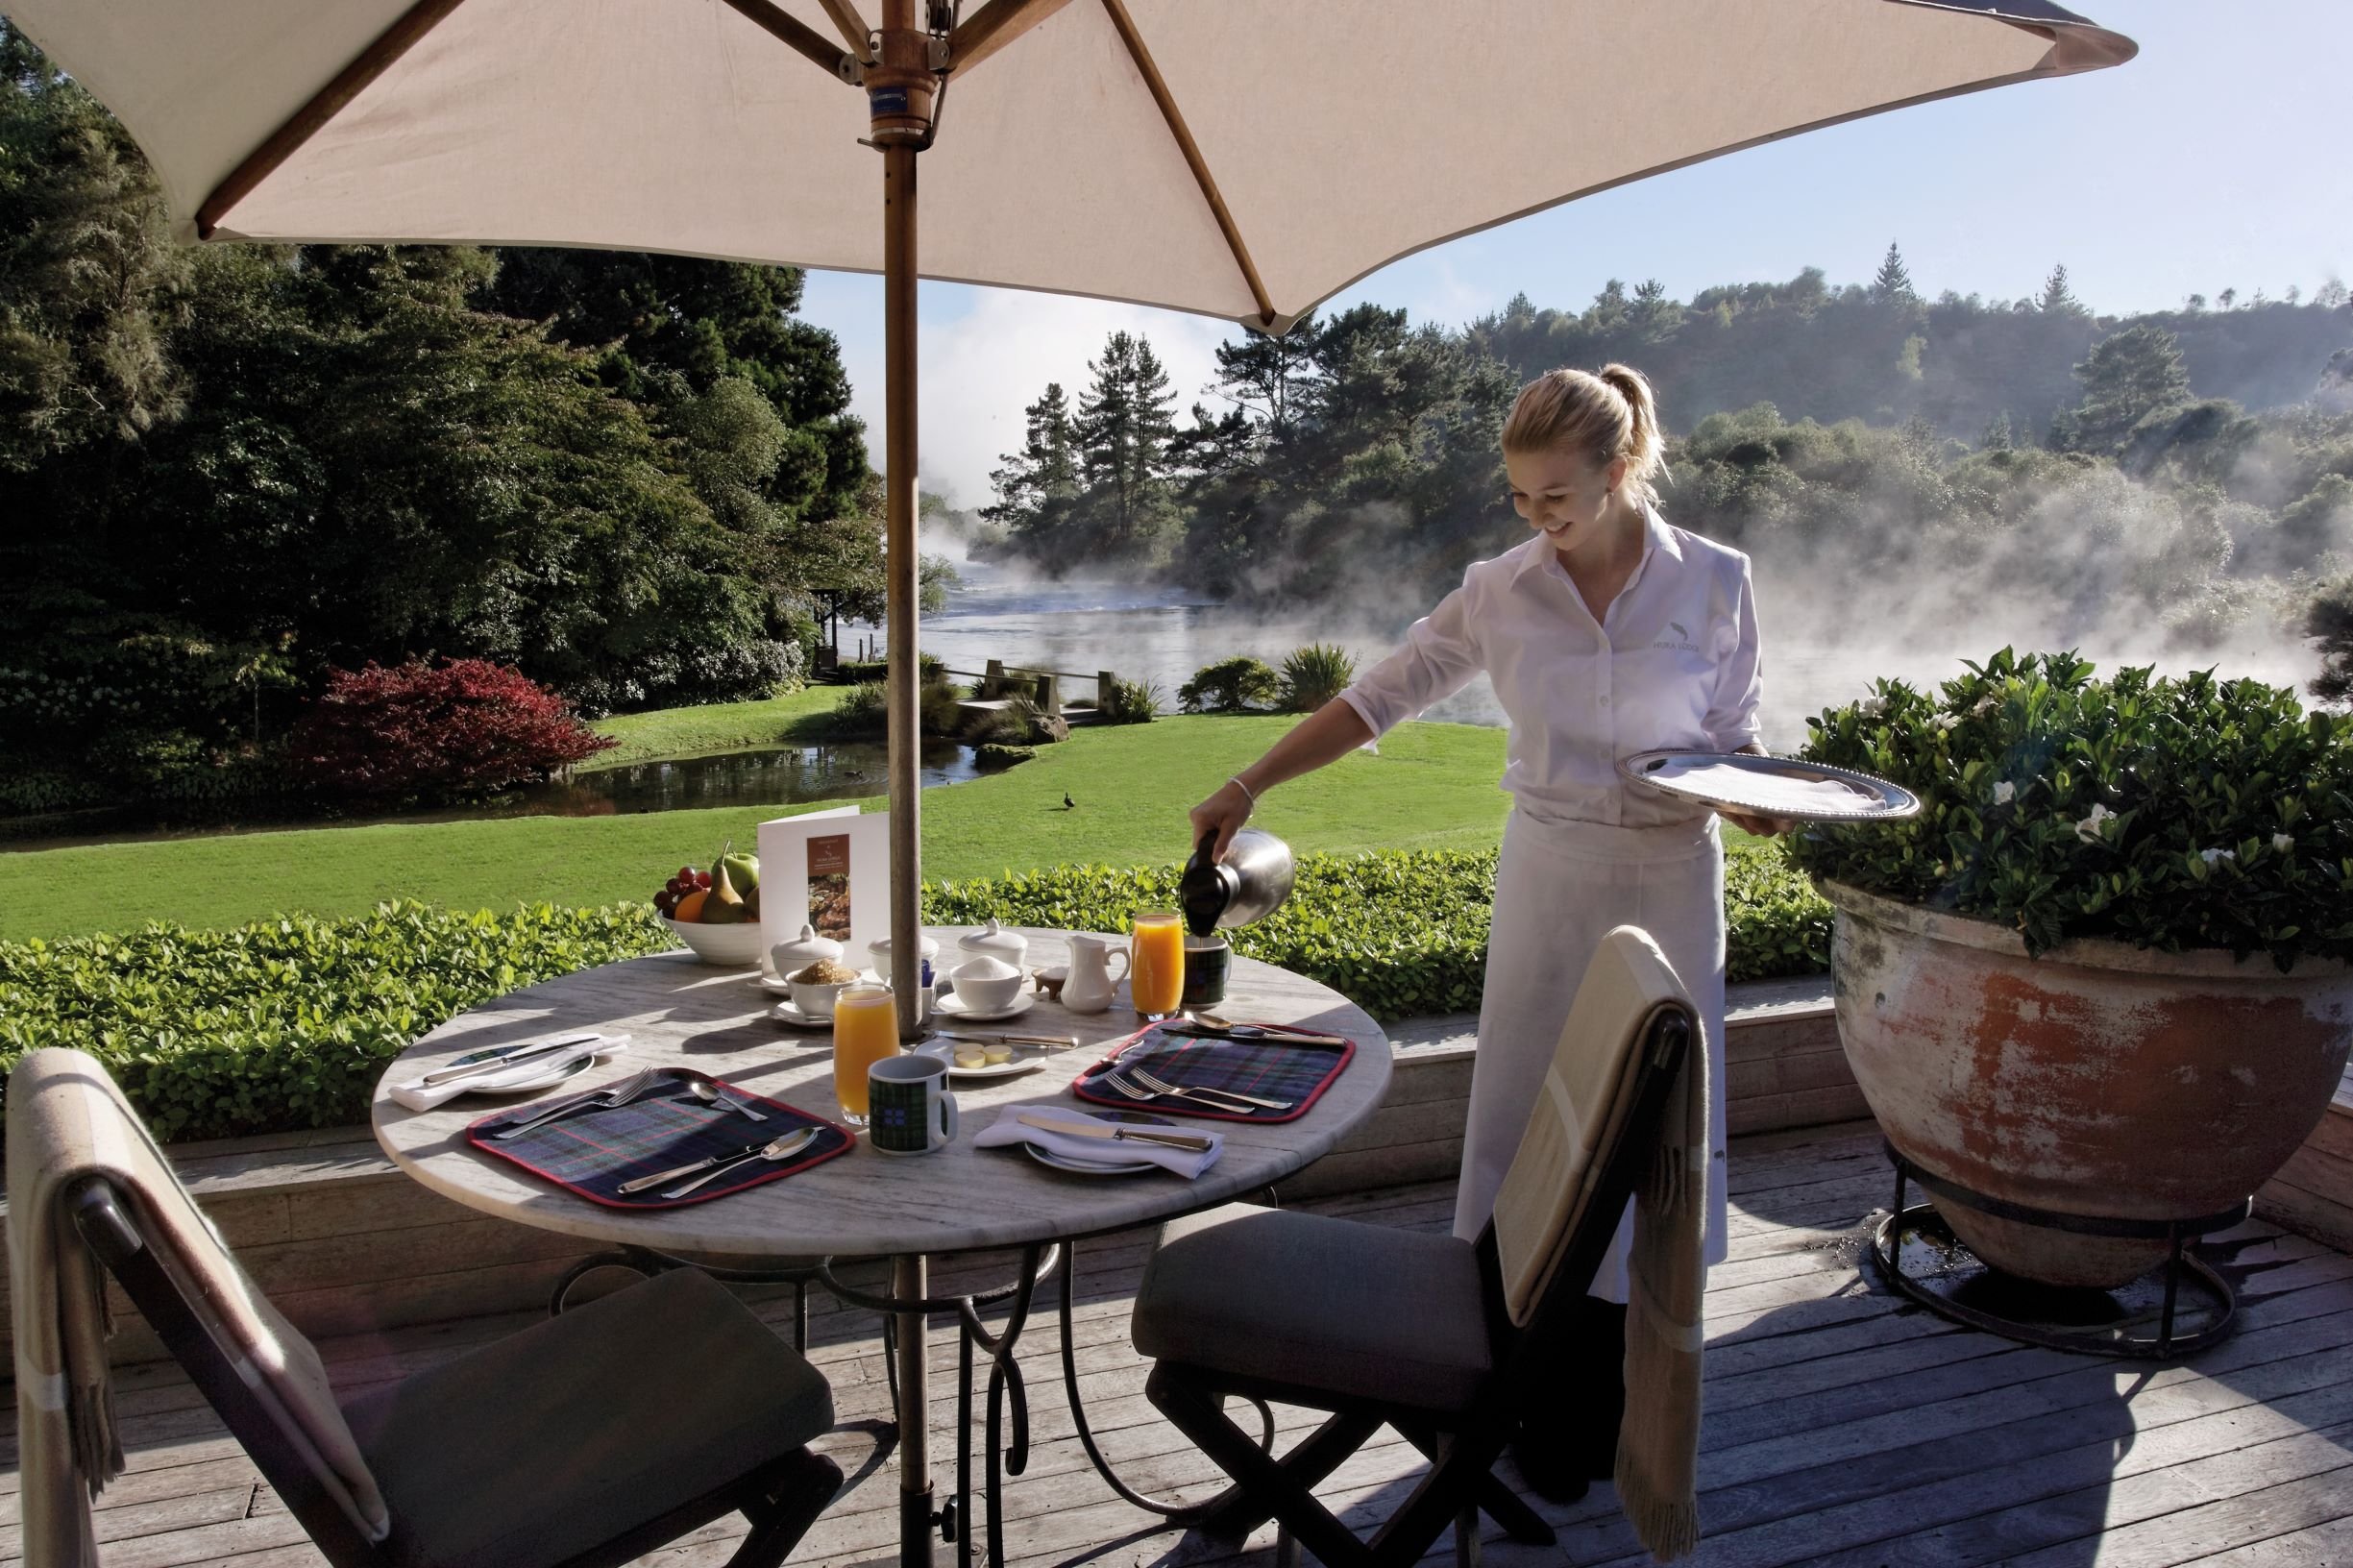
1670,621 -> 1689,639
1652,619 -> 1704,654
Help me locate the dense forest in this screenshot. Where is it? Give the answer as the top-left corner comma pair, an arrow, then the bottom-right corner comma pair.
0,24 -> 907,809
982,251 -> 2353,667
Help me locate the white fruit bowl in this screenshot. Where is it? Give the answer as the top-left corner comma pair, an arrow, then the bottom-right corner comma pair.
663,916 -> 768,968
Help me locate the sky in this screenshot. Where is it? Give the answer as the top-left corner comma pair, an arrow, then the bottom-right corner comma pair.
792,1 -> 2353,509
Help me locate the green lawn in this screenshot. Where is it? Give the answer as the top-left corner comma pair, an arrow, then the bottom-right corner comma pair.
585,686 -> 846,768
1,717 -> 1548,942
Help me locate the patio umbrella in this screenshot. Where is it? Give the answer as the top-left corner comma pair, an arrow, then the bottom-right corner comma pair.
9,0 -> 2131,1029
7,0 -> 2131,1553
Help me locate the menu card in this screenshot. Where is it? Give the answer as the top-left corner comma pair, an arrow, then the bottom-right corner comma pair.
757,807 -> 892,975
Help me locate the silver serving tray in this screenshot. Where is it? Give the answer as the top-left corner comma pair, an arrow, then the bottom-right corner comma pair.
1618,749 -> 1920,822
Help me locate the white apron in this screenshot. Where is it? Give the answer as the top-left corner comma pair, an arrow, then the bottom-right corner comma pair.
1454,805 -> 1730,1303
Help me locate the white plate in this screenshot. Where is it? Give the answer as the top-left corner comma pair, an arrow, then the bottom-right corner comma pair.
768,1000 -> 836,1030
462,1050 -> 609,1095
917,1041 -> 1047,1080
1025,1143 -> 1153,1176
1618,749 -> 1921,822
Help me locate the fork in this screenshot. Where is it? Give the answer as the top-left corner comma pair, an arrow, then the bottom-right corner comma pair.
1100,1069 -> 1274,1115
1128,1066 -> 1292,1112
491,1066 -> 660,1140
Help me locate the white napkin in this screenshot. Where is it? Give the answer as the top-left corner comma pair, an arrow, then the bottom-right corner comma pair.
388,1036 -> 628,1113
975,1107 -> 1223,1179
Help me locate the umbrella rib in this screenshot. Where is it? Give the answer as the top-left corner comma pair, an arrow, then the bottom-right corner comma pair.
196,0 -> 470,239
1097,0 -> 1275,329
947,0 -> 1074,77
720,0 -> 868,83
817,0 -> 879,62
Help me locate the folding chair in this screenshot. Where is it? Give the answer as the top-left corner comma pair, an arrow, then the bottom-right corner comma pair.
1130,928 -> 1698,1568
13,1045 -> 841,1568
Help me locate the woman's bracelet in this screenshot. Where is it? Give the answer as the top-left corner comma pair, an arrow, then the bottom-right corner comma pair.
1226,774 -> 1259,810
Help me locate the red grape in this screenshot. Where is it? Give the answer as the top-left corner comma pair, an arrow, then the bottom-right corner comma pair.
654,890 -> 675,916
694,870 -> 712,890
677,866 -> 697,886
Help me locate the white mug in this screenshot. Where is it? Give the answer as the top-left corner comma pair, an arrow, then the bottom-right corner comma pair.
868,1054 -> 959,1155
1061,934 -> 1130,1015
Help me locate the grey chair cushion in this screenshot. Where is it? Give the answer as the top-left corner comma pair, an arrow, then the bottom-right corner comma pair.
1133,1202 -> 1491,1415
342,1267 -> 833,1568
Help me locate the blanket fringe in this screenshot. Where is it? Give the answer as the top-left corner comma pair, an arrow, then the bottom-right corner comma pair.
1615,1451 -> 1701,1562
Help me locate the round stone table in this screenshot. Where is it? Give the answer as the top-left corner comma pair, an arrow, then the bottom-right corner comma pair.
372,926 -> 1392,1568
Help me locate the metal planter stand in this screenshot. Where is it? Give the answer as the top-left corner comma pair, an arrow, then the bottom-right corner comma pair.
1871,1142 -> 2245,1360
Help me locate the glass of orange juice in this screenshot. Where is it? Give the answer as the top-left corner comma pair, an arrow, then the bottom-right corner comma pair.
1130,911 -> 1186,1019
831,985 -> 901,1126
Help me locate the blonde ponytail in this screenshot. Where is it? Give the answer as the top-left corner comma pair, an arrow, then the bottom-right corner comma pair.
1501,362 -> 1668,509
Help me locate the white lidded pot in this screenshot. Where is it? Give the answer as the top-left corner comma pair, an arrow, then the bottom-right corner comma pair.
957,918 -> 1028,970
769,922 -> 845,981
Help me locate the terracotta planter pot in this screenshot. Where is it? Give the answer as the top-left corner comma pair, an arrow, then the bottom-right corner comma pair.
1823,881 -> 2353,1287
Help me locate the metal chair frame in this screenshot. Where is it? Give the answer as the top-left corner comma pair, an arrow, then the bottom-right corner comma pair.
1140,1011 -> 1695,1568
66,1176 -> 842,1568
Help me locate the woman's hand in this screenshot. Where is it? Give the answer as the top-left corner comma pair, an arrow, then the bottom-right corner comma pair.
1725,744 -> 1793,838
1189,778 -> 1256,863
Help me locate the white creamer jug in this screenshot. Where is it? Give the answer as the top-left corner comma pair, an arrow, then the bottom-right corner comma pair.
1061,934 -> 1130,1015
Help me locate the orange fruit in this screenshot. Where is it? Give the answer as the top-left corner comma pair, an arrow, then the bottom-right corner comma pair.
671,889 -> 709,922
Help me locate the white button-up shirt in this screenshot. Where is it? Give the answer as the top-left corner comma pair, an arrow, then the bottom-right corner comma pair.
1338,507 -> 1764,829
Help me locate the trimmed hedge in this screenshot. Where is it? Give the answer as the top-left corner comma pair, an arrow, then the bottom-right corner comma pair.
2,845 -> 1831,1145
0,902 -> 672,1144
927,843 -> 1831,1019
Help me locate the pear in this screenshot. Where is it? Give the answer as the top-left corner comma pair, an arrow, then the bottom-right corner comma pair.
702,859 -> 750,924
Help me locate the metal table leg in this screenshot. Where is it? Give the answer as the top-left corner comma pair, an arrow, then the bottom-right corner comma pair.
895,1254 -> 934,1568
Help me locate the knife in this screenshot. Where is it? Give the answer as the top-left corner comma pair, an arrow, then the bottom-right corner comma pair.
618,1128 -> 820,1194
1016,1112 -> 1213,1152
420,1032 -> 613,1086
1163,1023 -> 1346,1049
937,1030 -> 1080,1049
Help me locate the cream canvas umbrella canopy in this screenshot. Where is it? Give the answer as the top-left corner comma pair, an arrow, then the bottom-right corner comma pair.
8,2 -> 2132,1560
9,0 -> 2133,1035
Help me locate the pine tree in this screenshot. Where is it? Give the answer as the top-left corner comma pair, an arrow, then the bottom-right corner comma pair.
2038,264 -> 2083,316
2058,325 -> 2193,453
983,381 -> 1080,545
1872,241 -> 1918,304
1210,313 -> 1322,439
1073,331 -> 1182,564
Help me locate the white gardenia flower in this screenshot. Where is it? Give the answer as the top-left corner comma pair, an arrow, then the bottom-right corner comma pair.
1858,696 -> 1887,718
1972,694 -> 1998,716
2273,832 -> 2294,854
2198,847 -> 2237,866
1932,714 -> 1961,732
1993,781 -> 2016,805
2074,803 -> 2116,843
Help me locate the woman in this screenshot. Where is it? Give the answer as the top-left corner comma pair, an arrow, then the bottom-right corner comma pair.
1189,363 -> 1778,1498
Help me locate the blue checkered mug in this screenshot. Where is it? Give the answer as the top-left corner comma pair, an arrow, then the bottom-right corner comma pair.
869,1053 -> 959,1156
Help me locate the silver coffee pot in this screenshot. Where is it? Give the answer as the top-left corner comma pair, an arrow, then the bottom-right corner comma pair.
1180,828 -> 1296,934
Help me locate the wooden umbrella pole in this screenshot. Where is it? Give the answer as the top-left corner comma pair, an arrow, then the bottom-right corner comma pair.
883,136 -> 922,1045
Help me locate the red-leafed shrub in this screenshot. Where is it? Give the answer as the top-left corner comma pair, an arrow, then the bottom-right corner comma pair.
286,659 -> 615,800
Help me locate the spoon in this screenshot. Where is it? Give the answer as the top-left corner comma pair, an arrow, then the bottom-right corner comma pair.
685,1079 -> 765,1121
660,1129 -> 821,1198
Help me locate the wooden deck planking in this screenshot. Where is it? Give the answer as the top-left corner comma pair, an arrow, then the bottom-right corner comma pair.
6,1127 -> 2349,1566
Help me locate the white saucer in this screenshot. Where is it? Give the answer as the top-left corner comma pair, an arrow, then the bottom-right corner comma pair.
768,1000 -> 836,1030
933,991 -> 1037,1024
917,1040 -> 1046,1080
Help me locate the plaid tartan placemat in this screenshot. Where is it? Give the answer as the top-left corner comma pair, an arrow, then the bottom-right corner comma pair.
1070,1024 -> 1356,1123
465,1066 -> 850,1209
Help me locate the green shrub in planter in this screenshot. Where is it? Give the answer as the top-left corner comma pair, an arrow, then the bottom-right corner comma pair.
1278,644 -> 1360,713
0,901 -> 672,1144
1179,655 -> 1280,714
1790,648 -> 2353,967
973,744 -> 1037,770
